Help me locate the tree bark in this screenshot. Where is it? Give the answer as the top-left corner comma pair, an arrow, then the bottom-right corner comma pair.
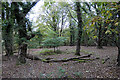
93,3 -> 103,49
60,14 -> 64,37
69,19 -> 75,46
25,54 -> 92,63
70,19 -> 73,46
75,2 -> 82,56
4,24 -> 13,56
117,1 -> 120,66
117,46 -> 120,66
18,44 -> 27,63
13,2 -> 37,63
97,23 -> 103,49
2,3 -> 14,56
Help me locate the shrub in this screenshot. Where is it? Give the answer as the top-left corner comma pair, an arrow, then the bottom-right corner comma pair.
39,49 -> 62,55
41,37 -> 67,52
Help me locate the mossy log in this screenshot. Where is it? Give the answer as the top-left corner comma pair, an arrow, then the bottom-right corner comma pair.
25,54 -> 97,63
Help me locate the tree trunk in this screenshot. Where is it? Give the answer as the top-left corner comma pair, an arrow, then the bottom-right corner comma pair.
4,31 -> 13,56
2,3 -> 13,56
84,32 -> 89,47
60,14 -> 64,37
117,2 -> 120,66
75,2 -> 82,56
69,19 -> 74,46
70,31 -> 73,46
117,46 -> 120,66
97,23 -> 103,49
93,3 -> 103,49
13,2 -> 37,63
18,44 -> 27,63
52,14 -> 57,32
54,47 -> 56,52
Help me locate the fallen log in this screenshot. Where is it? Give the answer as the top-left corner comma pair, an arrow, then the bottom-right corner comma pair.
25,54 -> 93,63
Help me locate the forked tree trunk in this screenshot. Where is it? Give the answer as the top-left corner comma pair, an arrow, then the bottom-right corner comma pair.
75,2 -> 82,56
13,2 -> 37,63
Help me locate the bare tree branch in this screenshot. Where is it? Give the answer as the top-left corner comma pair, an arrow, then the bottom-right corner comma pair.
67,7 -> 78,23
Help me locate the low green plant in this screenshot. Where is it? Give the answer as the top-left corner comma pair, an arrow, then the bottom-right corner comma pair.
46,72 -> 54,78
58,67 -> 66,78
40,72 -> 54,78
73,71 -> 83,78
39,49 -> 55,54
41,37 -> 67,52
40,73 -> 46,78
81,49 -> 94,54
16,60 -> 26,65
38,49 -> 62,55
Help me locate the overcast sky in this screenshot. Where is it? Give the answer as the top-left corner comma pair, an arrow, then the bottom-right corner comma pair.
27,0 -> 44,22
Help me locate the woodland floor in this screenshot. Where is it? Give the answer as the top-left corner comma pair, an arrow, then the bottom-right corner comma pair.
2,46 -> 120,78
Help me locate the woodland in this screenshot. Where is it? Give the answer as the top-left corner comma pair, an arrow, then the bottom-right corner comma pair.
1,0 -> 120,78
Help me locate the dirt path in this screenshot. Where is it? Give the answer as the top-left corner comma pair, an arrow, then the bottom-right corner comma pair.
2,46 -> 120,78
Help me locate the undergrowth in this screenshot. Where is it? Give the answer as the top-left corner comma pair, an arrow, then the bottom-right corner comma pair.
37,48 -> 95,56
38,49 -> 62,55
39,67 -> 83,78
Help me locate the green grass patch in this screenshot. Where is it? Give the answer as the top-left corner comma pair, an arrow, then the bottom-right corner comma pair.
70,49 -> 94,54
38,49 -> 62,55
73,71 -> 83,78
81,49 -> 94,54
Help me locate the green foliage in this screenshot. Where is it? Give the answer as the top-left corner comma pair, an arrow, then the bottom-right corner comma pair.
39,67 -> 67,78
39,49 -> 56,55
27,31 -> 42,48
38,49 -> 62,55
58,67 -> 66,78
73,71 -> 83,78
81,49 -> 94,54
42,37 -> 67,48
